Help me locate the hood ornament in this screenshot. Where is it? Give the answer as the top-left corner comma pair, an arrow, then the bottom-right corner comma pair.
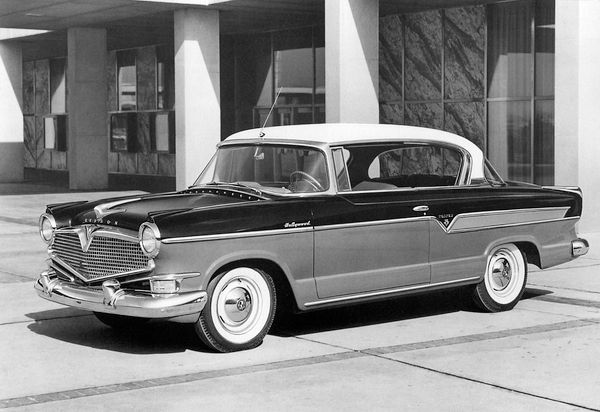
94,198 -> 141,219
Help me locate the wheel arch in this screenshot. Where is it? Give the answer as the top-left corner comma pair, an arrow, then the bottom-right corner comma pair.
483,235 -> 541,268
206,256 -> 300,313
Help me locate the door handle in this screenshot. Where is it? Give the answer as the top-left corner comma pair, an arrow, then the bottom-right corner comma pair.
413,205 -> 429,213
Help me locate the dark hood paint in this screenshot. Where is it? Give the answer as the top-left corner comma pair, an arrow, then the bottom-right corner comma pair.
47,189 -> 270,232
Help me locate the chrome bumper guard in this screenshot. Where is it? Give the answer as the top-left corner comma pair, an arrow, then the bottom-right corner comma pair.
35,271 -> 207,319
572,238 -> 589,257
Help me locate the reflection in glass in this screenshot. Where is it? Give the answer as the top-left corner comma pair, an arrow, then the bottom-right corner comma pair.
50,58 -> 66,114
534,100 -> 554,185
535,0 -> 555,97
44,117 -> 55,149
157,46 -> 174,110
111,113 -> 137,152
195,144 -> 329,194
487,2 -> 532,98
488,101 -> 531,182
117,50 -> 136,111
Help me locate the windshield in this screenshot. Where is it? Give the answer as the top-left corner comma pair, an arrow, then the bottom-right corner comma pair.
194,144 -> 330,194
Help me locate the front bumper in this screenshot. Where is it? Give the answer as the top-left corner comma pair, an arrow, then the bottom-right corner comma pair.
34,271 -> 207,319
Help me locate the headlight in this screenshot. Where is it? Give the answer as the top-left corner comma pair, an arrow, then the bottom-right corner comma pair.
139,222 -> 161,258
39,213 -> 56,244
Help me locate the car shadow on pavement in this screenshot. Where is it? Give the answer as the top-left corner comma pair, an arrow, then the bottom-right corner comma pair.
271,289 -> 467,337
270,286 -> 556,337
26,312 -> 210,354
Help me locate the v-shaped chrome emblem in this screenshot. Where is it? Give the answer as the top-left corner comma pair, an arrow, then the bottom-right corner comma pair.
74,225 -> 98,252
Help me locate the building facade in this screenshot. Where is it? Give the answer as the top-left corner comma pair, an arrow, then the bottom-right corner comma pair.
0,0 -> 598,231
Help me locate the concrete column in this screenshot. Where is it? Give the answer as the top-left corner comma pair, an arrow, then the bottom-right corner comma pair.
0,41 -> 23,182
174,8 -> 220,190
67,28 -> 108,189
325,0 -> 379,123
555,0 -> 600,232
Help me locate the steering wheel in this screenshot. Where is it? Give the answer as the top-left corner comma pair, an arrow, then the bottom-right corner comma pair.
289,171 -> 324,192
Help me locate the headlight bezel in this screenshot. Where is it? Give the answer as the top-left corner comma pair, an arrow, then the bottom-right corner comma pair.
139,222 -> 161,258
39,213 -> 56,244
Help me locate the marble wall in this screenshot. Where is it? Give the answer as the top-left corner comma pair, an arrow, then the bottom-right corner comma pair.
379,6 -> 486,150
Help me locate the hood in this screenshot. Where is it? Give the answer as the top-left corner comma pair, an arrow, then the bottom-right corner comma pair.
49,188 -> 266,231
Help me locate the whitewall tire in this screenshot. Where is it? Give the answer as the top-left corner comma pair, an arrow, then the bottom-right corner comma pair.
473,243 -> 527,312
195,267 -> 276,352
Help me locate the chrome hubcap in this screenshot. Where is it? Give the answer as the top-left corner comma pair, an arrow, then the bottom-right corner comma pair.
491,258 -> 512,291
223,286 -> 252,323
210,267 -> 273,344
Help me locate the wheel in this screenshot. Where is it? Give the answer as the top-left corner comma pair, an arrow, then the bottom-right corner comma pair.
195,267 -> 276,352
472,243 -> 527,312
289,170 -> 324,192
93,312 -> 149,329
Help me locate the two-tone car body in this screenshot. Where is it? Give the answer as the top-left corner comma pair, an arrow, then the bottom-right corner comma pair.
35,123 -> 589,351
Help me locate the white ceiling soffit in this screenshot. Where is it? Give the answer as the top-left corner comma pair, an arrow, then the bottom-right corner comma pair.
0,0 -> 181,30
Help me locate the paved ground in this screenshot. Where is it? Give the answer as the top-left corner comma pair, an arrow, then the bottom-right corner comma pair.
1,183 -> 599,411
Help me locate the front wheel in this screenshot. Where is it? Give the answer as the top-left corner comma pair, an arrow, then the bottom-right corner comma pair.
472,243 -> 527,312
195,267 -> 276,352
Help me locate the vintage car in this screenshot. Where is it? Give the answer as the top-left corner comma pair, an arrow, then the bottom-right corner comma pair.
35,123 -> 589,352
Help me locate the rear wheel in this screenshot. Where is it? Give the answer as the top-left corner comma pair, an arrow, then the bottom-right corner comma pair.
93,312 -> 149,329
195,267 -> 276,352
472,243 -> 527,312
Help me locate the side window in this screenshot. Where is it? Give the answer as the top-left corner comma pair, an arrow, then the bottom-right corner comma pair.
332,148 -> 351,191
372,146 -> 462,182
344,143 -> 464,191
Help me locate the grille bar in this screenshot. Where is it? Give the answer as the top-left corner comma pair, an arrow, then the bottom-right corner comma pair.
51,230 -> 149,281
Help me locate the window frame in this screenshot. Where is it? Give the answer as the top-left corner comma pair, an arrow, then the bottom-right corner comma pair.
332,141 -> 471,193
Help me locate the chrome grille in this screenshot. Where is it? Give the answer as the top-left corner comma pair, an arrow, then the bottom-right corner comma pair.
52,230 -> 149,281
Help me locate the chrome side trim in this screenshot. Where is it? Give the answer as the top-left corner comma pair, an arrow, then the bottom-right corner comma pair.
315,216 -> 430,232
436,216 -> 580,234
162,207 -> 576,244
304,276 -> 481,307
442,207 -> 571,233
162,226 -> 313,244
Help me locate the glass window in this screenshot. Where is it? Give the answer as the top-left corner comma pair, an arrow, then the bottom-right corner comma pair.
111,113 -> 137,152
488,101 -> 531,182
44,117 -> 55,149
534,100 -> 554,185
194,144 -> 329,194
341,144 -> 462,191
152,112 -> 174,153
50,58 -> 66,114
117,50 -> 136,111
487,2 -> 532,98
535,0 -> 555,96
332,148 -> 351,191
487,0 -> 554,184
156,45 -> 174,110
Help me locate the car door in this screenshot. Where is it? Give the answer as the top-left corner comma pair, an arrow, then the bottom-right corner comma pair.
312,193 -> 430,299
311,144 -> 433,299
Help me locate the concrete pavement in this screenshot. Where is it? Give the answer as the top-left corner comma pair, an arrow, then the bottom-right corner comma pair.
1,184 -> 599,411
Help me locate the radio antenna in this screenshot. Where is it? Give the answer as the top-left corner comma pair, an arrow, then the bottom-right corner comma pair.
259,87 -> 283,139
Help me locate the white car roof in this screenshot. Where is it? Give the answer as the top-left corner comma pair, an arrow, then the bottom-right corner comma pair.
224,123 -> 486,180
